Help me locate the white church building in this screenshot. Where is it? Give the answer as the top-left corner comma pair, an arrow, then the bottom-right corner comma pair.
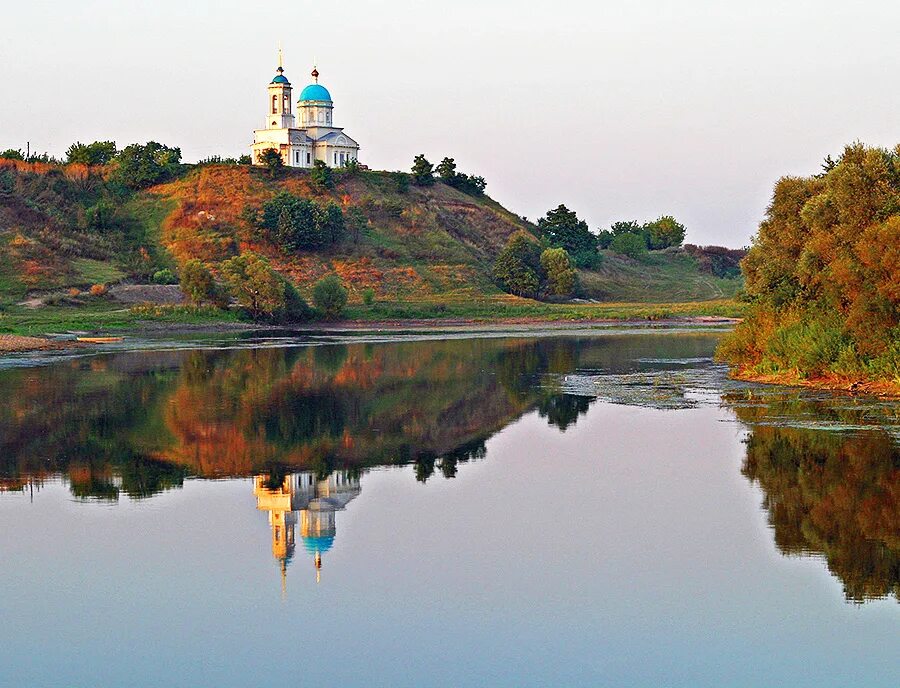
251,56 -> 360,168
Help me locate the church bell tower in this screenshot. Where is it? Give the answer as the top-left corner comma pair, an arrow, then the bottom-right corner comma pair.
265,49 -> 295,130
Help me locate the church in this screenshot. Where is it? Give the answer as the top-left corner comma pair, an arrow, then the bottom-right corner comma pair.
251,54 -> 360,168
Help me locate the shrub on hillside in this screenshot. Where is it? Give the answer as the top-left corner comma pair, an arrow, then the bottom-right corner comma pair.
493,231 -> 543,298
436,157 -> 486,195
152,268 -> 177,285
312,274 -> 349,319
180,259 -> 225,306
220,252 -> 286,319
645,215 -> 686,249
411,154 -> 434,186
112,141 -> 182,189
256,192 -> 344,251
258,148 -> 283,177
537,204 -> 598,267
540,248 -> 577,297
66,141 -> 117,166
311,159 -> 334,189
609,232 -> 647,259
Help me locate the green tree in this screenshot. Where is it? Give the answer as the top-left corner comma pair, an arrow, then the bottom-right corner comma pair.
66,141 -> 117,165
220,252 -> 286,318
311,159 -> 334,189
493,231 -> 543,297
1,149 -> 25,160
312,274 -> 349,319
83,200 -> 116,231
113,141 -> 181,189
411,154 -> 434,185
258,148 -> 284,178
258,193 -> 344,251
347,206 -> 369,243
436,157 -> 457,180
540,248 -> 576,296
179,259 -> 224,306
645,215 -> 686,249
609,232 -> 647,259
537,204 -> 598,266
391,171 -> 410,193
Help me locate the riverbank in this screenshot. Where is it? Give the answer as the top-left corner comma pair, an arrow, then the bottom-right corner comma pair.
727,366 -> 900,398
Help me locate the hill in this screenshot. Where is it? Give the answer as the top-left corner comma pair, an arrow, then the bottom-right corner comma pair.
0,158 -> 743,329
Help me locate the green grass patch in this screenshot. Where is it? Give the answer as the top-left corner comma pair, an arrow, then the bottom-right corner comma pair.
72,258 -> 126,285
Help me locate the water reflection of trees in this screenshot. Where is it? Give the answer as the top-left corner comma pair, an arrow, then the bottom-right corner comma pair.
725,393 -> 900,603
0,337 -> 644,499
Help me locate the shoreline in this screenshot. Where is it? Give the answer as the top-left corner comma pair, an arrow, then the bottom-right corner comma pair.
0,316 -> 738,353
728,367 -> 900,399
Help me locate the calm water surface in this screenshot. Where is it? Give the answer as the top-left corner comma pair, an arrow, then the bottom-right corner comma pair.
0,331 -> 897,687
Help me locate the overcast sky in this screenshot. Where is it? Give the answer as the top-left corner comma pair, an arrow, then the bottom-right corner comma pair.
2,0 -> 898,247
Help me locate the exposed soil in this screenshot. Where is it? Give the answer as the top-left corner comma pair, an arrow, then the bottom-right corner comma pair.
728,367 -> 900,399
0,335 -> 79,353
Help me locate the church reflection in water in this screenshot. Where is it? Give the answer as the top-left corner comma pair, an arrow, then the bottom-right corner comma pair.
254,471 -> 361,591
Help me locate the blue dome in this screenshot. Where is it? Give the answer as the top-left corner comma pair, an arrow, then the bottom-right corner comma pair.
299,83 -> 332,102
302,535 -> 335,554
271,74 -> 290,84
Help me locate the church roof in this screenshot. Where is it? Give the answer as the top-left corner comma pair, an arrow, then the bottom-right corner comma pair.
302,535 -> 335,554
299,83 -> 332,102
271,66 -> 290,85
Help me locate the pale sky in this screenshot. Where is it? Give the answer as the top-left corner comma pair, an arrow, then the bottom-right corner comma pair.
2,0 -> 898,247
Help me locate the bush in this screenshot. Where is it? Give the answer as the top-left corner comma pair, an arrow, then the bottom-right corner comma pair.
540,248 -> 576,297
391,171 -> 410,193
257,193 -> 345,251
276,279 -> 312,323
112,141 -> 181,189
411,154 -> 434,186
312,274 -> 348,319
311,159 -> 334,189
152,268 -> 177,285
179,259 -> 223,306
220,252 -> 286,318
66,141 -> 117,166
362,287 -> 375,305
609,232 -> 647,259
89,284 -> 108,297
493,231 -> 543,298
258,148 -> 283,177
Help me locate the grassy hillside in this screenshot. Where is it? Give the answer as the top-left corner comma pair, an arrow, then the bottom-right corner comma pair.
0,159 -> 743,331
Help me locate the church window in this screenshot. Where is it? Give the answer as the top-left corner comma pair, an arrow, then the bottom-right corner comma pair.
283,94 -> 290,113
306,152 -> 311,164
318,110 -> 324,123
295,151 -> 300,163
271,95 -> 277,114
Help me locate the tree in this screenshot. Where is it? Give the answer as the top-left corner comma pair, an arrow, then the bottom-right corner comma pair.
258,148 -> 283,178
645,215 -> 686,249
436,157 -> 457,180
238,154 -> 252,165
180,259 -> 224,306
311,159 -> 334,189
537,204 -> 598,266
493,231 -> 543,297
220,252 -> 286,318
347,206 -> 369,243
609,232 -> 647,259
113,141 -> 181,189
258,192 -> 345,251
312,274 -> 348,319
540,248 -> 576,296
0,149 -> 24,160
66,140 -> 117,165
411,154 -> 434,185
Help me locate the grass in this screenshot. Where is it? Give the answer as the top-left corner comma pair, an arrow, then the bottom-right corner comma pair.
0,295 -> 745,337
579,250 -> 743,302
342,296 -> 745,322
72,258 -> 126,285
0,301 -> 245,336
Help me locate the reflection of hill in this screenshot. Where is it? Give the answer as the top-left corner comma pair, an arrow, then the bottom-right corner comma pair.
1,336 -> 647,499
726,394 -> 900,603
